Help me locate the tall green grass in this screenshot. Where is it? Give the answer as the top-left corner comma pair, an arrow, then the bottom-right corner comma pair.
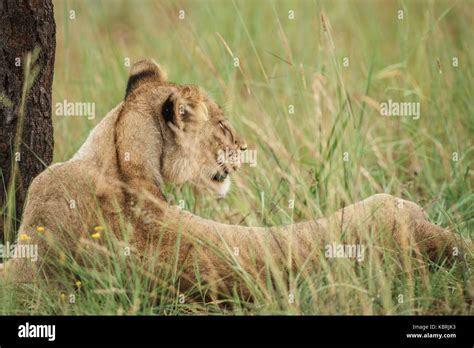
0,0 -> 472,315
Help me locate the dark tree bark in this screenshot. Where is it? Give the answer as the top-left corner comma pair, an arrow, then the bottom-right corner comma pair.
0,0 -> 56,244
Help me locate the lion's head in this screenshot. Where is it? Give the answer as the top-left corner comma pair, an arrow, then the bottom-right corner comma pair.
122,59 -> 247,197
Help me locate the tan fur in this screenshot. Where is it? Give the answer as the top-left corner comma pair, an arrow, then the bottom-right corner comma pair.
4,60 -> 471,294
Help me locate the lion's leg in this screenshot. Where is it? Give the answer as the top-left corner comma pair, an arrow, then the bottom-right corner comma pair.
323,193 -> 427,238
324,193 -> 468,262
365,194 -> 469,260
354,193 -> 428,222
411,219 -> 470,261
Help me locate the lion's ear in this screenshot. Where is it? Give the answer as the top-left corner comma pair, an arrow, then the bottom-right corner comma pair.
162,87 -> 209,132
125,59 -> 167,99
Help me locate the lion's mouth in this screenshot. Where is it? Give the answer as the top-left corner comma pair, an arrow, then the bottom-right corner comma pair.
207,169 -> 231,197
211,172 -> 228,183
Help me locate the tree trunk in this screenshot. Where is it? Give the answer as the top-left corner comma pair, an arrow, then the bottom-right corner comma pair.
0,0 -> 56,245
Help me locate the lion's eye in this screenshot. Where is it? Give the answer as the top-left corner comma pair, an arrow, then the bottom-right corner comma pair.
218,121 -> 226,133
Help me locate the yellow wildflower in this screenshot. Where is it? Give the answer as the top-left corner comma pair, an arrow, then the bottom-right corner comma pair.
75,280 -> 82,289
94,225 -> 104,232
19,234 -> 30,241
36,226 -> 45,233
91,232 -> 101,239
